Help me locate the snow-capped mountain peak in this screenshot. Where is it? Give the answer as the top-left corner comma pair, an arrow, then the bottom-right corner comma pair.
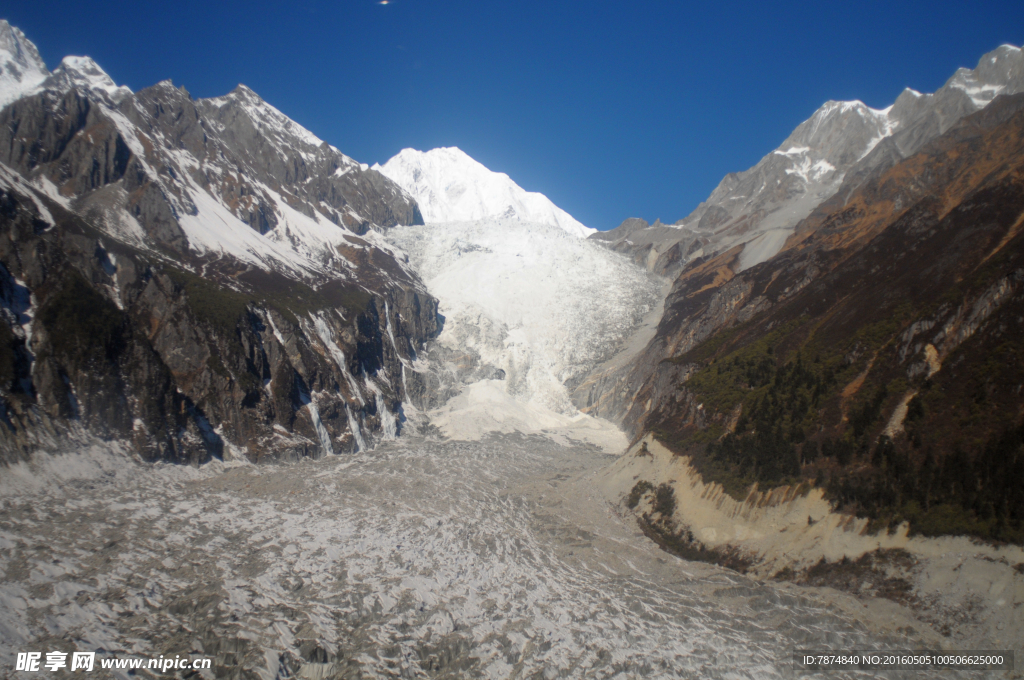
0,19 -> 48,110
374,146 -> 596,238
655,43 -> 1024,274
947,44 -> 1024,108
42,55 -> 132,104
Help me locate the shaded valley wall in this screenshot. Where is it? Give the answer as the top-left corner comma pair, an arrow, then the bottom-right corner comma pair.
0,176 -> 439,464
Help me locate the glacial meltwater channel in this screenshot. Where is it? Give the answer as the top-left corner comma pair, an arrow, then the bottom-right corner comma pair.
0,435 -> 951,679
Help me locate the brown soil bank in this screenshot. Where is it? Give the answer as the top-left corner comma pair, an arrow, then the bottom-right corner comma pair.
600,435 -> 1024,659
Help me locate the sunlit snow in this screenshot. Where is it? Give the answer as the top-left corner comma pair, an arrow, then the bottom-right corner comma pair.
0,21 -> 48,111
376,147 -> 596,238
387,217 -> 659,449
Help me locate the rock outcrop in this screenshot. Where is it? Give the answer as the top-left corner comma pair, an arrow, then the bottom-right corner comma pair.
0,29 -> 439,465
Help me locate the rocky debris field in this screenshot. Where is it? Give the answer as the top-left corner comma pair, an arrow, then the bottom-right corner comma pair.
0,435 -> 952,679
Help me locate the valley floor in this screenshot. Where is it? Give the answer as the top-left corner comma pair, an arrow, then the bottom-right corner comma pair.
0,435 -> 989,679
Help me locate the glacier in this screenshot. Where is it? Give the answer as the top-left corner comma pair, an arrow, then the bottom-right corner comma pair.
386,216 -> 661,449
0,18 -> 998,679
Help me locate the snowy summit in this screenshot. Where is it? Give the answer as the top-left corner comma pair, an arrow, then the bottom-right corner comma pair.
374,147 -> 596,238
0,19 -> 48,110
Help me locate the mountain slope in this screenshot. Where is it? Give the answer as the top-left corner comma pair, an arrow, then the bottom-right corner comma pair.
580,44 -> 1024,431
604,91 -> 1024,544
594,44 -> 1024,278
375,147 -> 596,237
0,25 -> 438,464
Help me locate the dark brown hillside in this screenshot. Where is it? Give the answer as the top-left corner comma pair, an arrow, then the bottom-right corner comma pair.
642,93 -> 1024,543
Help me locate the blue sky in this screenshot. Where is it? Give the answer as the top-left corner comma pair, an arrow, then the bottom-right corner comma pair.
6,1 -> 1022,230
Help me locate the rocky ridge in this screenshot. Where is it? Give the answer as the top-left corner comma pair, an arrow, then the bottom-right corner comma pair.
0,22 -> 440,465
592,44 -> 1024,279
578,44 -> 1024,429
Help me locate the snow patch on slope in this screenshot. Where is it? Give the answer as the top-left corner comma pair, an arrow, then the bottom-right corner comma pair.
947,45 -> 1024,108
375,147 -> 595,238
784,157 -> 836,183
42,56 -> 132,104
154,161 -> 371,281
175,174 -> 314,278
0,20 -> 48,111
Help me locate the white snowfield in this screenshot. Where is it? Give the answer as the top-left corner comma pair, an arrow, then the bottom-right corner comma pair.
375,147 -> 596,238
0,20 -> 49,110
387,217 -> 660,450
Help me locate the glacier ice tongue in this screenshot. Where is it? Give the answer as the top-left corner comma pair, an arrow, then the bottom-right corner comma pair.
386,217 -> 660,449
0,437 -> 922,678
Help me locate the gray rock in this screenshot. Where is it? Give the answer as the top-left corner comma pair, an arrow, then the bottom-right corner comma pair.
0,24 -> 440,464
597,44 -> 1024,280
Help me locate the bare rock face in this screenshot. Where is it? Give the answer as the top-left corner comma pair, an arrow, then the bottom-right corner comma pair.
590,217 -> 705,277
194,85 -> 422,233
0,29 -> 438,464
